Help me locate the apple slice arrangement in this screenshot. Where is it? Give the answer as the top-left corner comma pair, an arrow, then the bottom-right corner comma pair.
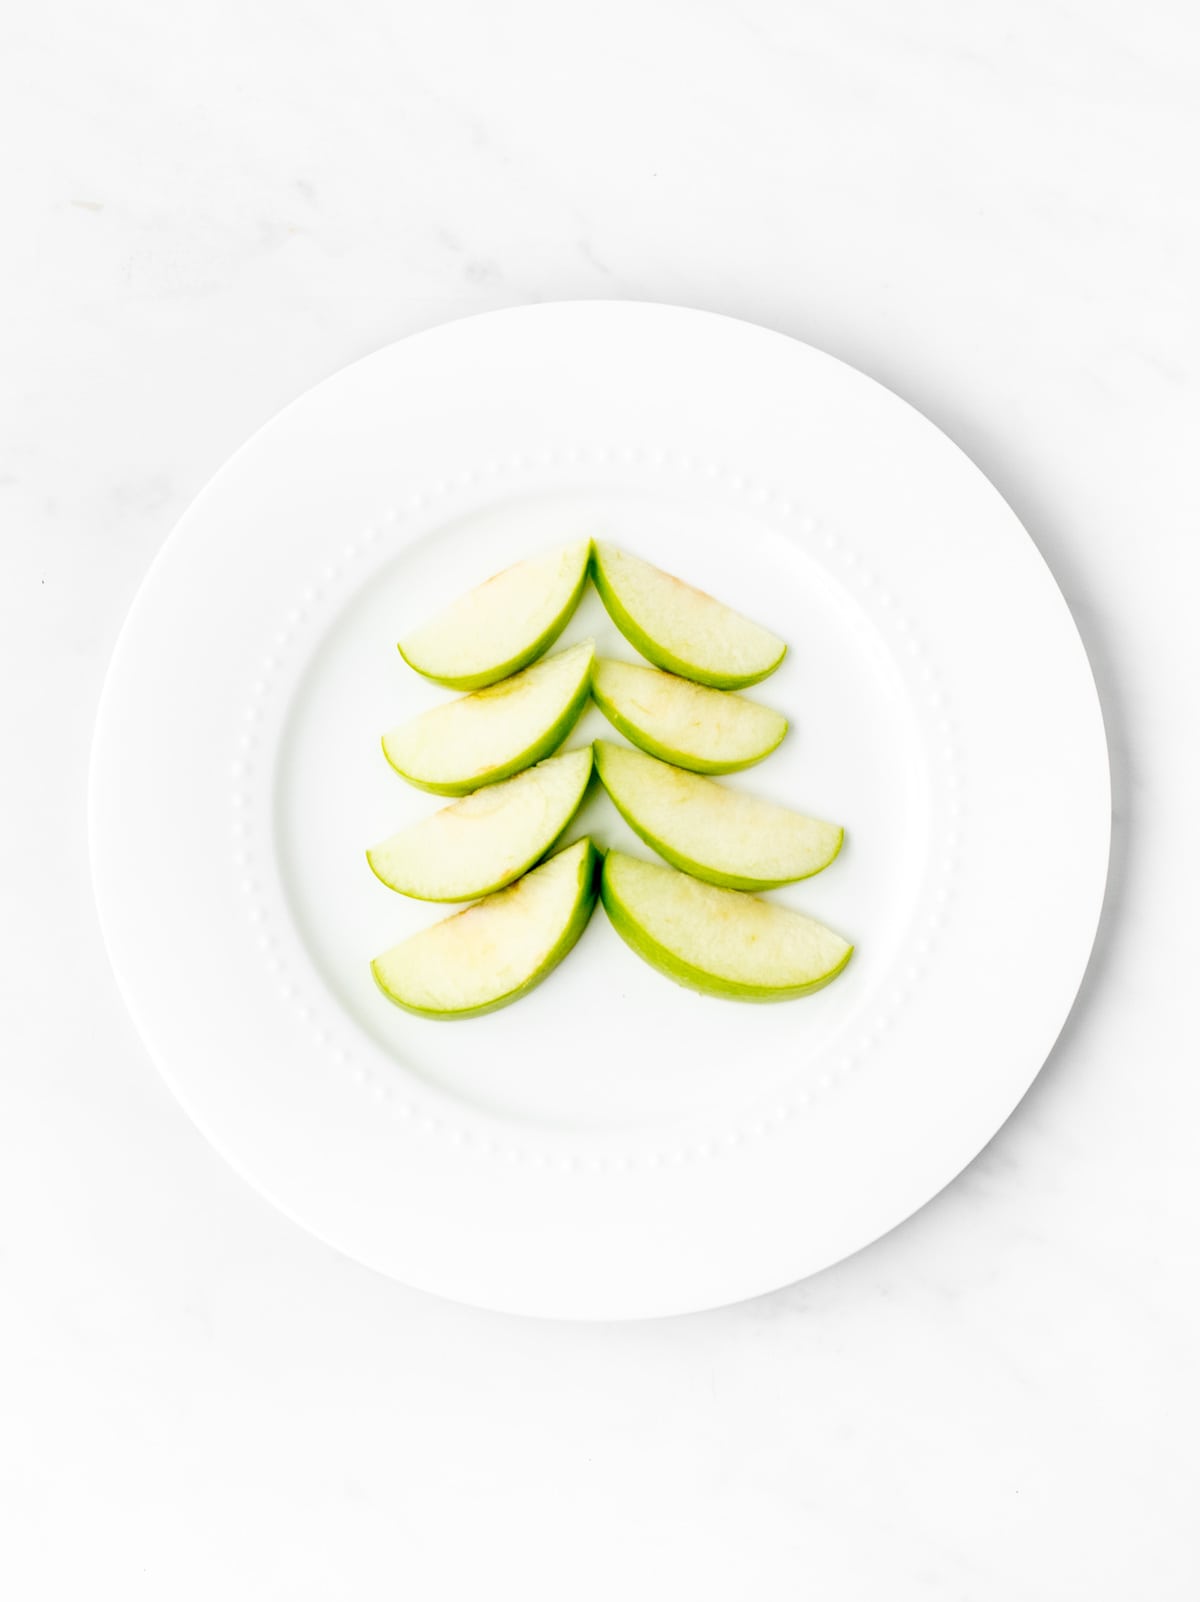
369,542 -> 852,1018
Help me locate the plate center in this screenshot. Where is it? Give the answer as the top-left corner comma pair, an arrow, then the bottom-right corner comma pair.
275,485 -> 929,1135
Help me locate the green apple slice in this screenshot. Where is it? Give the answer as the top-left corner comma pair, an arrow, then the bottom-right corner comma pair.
601,850 -> 852,1001
383,640 -> 594,795
594,740 -> 842,890
399,540 -> 591,689
591,542 -> 786,689
367,747 -> 593,901
372,838 -> 600,1018
591,657 -> 787,773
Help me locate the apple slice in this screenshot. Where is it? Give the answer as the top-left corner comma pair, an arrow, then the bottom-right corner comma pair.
601,850 -> 852,1001
594,740 -> 842,890
367,747 -> 593,901
383,640 -> 594,795
399,540 -> 591,689
591,542 -> 786,689
591,657 -> 787,773
372,838 -> 600,1018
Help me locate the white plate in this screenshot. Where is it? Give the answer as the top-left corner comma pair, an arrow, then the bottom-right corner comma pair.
90,303 -> 1110,1319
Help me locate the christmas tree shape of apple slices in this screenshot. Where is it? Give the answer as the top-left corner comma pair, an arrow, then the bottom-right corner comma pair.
591,657 -> 787,773
399,540 -> 591,689
383,640 -> 594,795
601,851 -> 852,1002
593,741 -> 843,890
372,838 -> 600,1019
591,543 -> 786,689
367,747 -> 593,901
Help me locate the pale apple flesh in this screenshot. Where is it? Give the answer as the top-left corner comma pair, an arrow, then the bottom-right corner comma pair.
367,747 -> 593,901
399,540 -> 591,690
593,740 -> 843,890
601,851 -> 852,1001
591,657 -> 787,773
372,838 -> 600,1018
591,542 -> 786,689
382,640 -> 594,795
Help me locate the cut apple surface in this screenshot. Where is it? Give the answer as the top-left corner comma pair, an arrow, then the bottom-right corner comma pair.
368,747 -> 593,901
372,838 -> 600,1018
591,657 -> 787,773
383,640 -> 594,795
399,540 -> 591,689
591,543 -> 786,689
601,850 -> 852,1001
593,740 -> 842,890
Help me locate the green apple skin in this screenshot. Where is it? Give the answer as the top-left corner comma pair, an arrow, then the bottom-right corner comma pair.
600,851 -> 852,1002
382,642 -> 594,796
590,544 -> 786,690
366,747 -> 594,902
592,741 -> 843,891
398,541 -> 591,691
372,838 -> 601,1020
590,660 -> 787,774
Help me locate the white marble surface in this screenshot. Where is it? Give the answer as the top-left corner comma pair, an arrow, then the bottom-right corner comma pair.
3,2 -> 1198,1596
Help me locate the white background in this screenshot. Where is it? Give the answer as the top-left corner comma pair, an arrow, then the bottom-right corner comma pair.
3,3 -> 1198,1597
